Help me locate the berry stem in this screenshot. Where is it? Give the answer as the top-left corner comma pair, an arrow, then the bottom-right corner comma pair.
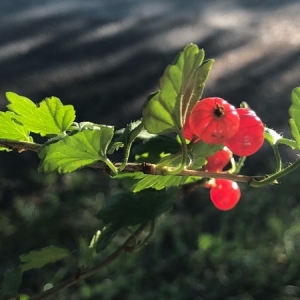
273,144 -> 283,172
231,156 -> 246,174
103,158 -> 118,176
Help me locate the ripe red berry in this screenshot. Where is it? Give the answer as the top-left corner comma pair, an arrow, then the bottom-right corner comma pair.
225,108 -> 264,156
210,179 -> 241,210
205,147 -> 232,172
189,97 -> 240,144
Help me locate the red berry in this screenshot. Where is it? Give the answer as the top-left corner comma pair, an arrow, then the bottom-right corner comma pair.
210,179 -> 241,210
225,108 -> 264,156
189,97 -> 240,144
206,146 -> 232,172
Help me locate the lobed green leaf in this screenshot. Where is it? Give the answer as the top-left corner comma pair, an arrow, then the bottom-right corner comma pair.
6,92 -> 76,136
38,126 -> 114,173
0,111 -> 31,141
20,245 -> 71,272
142,43 -> 213,135
0,111 -> 32,151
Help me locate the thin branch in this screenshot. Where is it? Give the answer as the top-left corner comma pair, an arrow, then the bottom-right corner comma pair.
0,138 -> 256,184
31,223 -> 150,300
0,139 -> 41,152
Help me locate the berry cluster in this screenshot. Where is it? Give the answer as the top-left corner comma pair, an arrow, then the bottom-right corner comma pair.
183,97 -> 265,210
184,97 -> 264,155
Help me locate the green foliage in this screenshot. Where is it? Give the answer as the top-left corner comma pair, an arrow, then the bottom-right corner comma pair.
289,87 -> 300,148
142,43 -> 213,135
115,172 -> 199,192
20,245 -> 71,272
0,112 -> 31,142
2,43 -> 300,299
6,92 -> 75,136
38,126 -> 115,174
264,127 -> 298,149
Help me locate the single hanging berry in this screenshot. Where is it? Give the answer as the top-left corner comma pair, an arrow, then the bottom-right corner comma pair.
205,146 -> 232,172
189,97 -> 240,144
210,179 -> 241,210
225,108 -> 264,156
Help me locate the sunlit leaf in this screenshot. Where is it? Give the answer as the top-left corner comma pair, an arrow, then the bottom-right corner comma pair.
289,87 -> 300,148
0,111 -> 31,141
38,126 -> 114,173
20,245 -> 71,272
0,111 -> 32,151
264,127 -> 298,149
142,43 -> 213,135
115,172 -> 199,193
6,92 -> 75,136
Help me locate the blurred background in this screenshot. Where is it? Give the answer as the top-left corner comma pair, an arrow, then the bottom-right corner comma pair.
1,0 -> 300,299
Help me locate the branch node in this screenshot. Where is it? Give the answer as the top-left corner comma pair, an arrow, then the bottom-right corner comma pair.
142,162 -> 154,174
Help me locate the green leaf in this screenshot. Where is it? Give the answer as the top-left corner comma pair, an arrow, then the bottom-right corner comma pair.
0,111 -> 32,151
6,92 -> 76,136
289,87 -> 300,148
20,245 -> 70,272
0,111 -> 31,141
96,189 -> 175,251
142,43 -> 213,135
189,141 -> 223,169
2,267 -> 22,296
38,126 -> 115,174
115,172 -> 199,192
264,127 -> 298,149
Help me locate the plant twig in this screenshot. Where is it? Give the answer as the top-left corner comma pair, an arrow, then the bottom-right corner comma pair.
31,223 -> 150,300
0,138 -> 257,185
0,139 -> 41,152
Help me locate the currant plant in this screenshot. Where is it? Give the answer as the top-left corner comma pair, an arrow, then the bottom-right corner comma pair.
1,43 -> 300,299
